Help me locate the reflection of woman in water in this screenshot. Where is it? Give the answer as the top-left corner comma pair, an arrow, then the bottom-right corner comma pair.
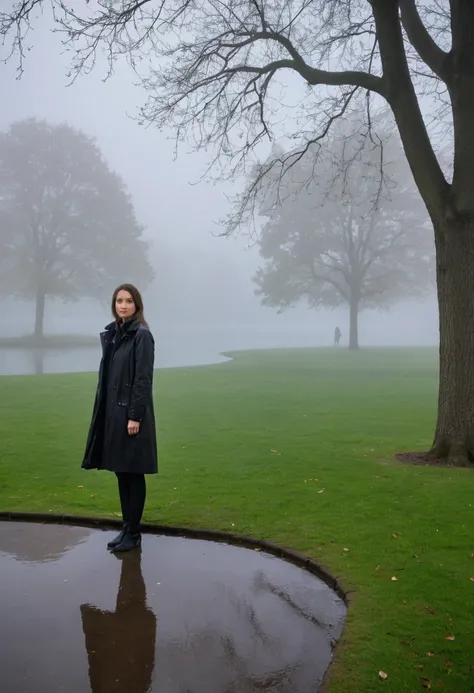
82,284 -> 158,552
81,552 -> 156,693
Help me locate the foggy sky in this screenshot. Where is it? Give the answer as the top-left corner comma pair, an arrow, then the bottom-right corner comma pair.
0,11 -> 439,349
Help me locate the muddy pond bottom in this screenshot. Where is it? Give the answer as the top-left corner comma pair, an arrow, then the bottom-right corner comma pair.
0,521 -> 346,693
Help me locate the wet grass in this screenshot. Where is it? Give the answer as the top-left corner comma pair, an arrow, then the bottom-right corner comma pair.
0,347 -> 473,692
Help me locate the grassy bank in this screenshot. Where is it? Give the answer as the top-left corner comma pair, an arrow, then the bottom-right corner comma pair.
0,348 -> 472,691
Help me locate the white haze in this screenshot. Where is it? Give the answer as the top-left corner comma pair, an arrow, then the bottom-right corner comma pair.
0,12 -> 439,363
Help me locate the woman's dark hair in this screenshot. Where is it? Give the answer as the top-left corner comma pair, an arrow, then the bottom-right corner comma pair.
111,284 -> 149,327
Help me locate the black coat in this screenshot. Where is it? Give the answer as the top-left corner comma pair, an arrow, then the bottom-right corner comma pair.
82,318 -> 158,474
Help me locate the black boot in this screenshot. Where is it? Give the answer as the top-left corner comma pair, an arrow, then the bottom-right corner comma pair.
111,531 -> 142,553
107,527 -> 128,550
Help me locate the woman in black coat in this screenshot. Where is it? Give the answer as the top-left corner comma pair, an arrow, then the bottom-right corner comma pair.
82,284 -> 158,552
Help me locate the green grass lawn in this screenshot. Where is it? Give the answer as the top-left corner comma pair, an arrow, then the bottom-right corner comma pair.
0,347 -> 473,692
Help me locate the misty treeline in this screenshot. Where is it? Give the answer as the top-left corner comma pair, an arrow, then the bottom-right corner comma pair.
1,1 -> 473,466
251,117 -> 434,350
0,119 -> 153,338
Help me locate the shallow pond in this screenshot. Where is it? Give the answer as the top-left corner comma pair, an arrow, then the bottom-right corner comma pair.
0,521 -> 346,693
0,343 -> 228,376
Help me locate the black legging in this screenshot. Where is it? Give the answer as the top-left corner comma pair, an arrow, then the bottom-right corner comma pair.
115,472 -> 146,534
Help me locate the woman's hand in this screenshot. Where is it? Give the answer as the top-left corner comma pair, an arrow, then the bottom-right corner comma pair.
127,419 -> 140,436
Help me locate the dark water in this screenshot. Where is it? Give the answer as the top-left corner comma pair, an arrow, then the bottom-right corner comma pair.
0,344 -> 229,376
0,521 -> 346,693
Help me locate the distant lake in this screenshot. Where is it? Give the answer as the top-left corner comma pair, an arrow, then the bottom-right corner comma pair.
0,342 -> 229,376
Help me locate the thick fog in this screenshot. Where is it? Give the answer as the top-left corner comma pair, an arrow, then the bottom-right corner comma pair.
0,11 -> 438,375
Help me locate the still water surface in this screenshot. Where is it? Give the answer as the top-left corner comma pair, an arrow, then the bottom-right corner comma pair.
0,521 -> 346,693
0,342 -> 229,376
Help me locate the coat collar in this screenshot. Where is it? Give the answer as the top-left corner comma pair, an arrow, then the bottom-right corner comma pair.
101,318 -> 141,347
104,317 -> 141,335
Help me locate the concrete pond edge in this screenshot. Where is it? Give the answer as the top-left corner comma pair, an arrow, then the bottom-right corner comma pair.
0,510 -> 350,691
0,510 -> 349,600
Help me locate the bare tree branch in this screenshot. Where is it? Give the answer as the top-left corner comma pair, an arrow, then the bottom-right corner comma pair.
0,0 -> 457,225
399,0 -> 450,82
370,0 -> 450,219
0,0 -> 45,75
215,28 -> 386,93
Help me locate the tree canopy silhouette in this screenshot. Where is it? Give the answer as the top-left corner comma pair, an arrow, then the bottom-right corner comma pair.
0,118 -> 153,337
253,122 -> 434,350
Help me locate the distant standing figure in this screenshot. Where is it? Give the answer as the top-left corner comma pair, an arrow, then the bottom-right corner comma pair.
334,327 -> 342,346
82,284 -> 158,552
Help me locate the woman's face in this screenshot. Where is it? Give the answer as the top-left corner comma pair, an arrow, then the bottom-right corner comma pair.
115,290 -> 136,321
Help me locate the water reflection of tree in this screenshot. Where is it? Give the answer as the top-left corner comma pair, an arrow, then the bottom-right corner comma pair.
32,349 -> 44,375
252,571 -> 327,629
0,522 -> 90,564
80,551 -> 156,693
78,556 -> 340,693
160,626 -> 300,693
219,633 -> 299,692
158,573 -> 334,693
251,570 -> 345,646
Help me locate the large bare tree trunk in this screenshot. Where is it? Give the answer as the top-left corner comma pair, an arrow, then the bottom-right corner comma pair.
429,222 -> 474,467
349,298 -> 359,351
428,3 -> 474,467
34,289 -> 46,340
374,0 -> 474,468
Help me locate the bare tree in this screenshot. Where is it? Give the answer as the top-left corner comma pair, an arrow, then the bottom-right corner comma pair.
254,126 -> 434,350
1,1 -> 473,466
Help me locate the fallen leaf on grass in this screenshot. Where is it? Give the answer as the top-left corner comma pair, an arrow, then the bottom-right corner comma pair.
343,548 -> 350,552
425,607 -> 436,615
444,660 -> 452,668
445,635 -> 455,641
392,532 -> 399,538
470,577 -> 474,583
318,488 -> 325,494
391,576 -> 399,581
426,652 -> 435,657
77,485 -> 84,489
378,671 -> 388,681
420,678 -> 431,690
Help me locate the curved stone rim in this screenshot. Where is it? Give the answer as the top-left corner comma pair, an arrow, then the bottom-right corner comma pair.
0,511 -> 348,604
0,510 -> 349,691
